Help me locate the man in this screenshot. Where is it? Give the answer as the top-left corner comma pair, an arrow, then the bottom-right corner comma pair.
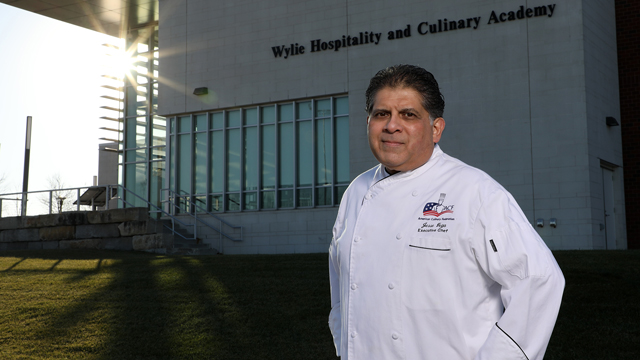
328,65 -> 564,360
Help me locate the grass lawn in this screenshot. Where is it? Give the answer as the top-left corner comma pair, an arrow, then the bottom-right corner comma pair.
0,250 -> 638,359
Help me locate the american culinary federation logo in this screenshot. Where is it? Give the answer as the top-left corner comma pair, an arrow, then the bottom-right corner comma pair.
423,193 -> 454,217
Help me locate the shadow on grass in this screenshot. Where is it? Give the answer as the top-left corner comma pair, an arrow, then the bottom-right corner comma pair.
0,250 -> 336,360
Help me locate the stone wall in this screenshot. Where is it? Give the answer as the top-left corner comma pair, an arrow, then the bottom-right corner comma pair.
0,208 -> 173,253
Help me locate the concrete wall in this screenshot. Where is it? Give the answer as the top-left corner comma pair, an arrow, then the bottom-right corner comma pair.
178,207 -> 338,254
157,0 -> 623,250
0,208 -> 172,253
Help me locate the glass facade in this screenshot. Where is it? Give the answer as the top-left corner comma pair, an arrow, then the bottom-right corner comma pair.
121,24 -> 166,210
168,96 -> 350,213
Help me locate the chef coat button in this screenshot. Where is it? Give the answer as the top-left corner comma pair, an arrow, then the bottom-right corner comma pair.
354,236 -> 361,243
365,193 -> 373,200
351,284 -> 357,290
396,233 -> 402,240
412,190 -> 418,196
392,333 -> 399,340
351,331 -> 357,338
388,283 -> 395,290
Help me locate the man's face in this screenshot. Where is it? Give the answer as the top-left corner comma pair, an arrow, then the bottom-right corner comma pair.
367,86 -> 445,173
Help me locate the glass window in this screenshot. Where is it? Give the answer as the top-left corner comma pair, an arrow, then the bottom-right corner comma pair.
278,104 -> 293,122
262,125 -> 275,189
297,121 -> 312,187
178,134 -> 191,194
279,122 -> 294,188
226,128 -> 241,191
125,163 -> 146,207
228,110 -> 241,127
168,95 -> 349,213
227,193 -> 240,211
179,116 -> 191,133
261,106 -> 275,124
335,97 -> 349,115
315,99 -> 331,117
296,101 -> 312,119
316,118 -> 332,186
261,191 -> 275,209
195,114 -> 207,132
244,108 -> 257,126
244,126 -> 258,191
210,130 -> 224,193
194,132 -> 207,194
150,161 -> 164,208
152,116 -> 166,146
297,188 -> 312,207
211,112 -> 224,129
279,189 -> 294,208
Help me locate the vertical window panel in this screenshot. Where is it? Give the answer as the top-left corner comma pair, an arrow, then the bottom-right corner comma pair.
228,110 -> 240,127
244,108 -> 257,126
297,121 -> 312,187
178,134 -> 191,194
211,112 -> 224,129
226,128 -> 241,191
227,193 -> 240,211
125,163 -> 146,207
194,132 -> 207,194
335,97 -> 349,115
179,116 -> 191,132
262,125 -> 275,189
152,116 -> 166,146
297,188 -> 312,207
261,191 -> 275,209
315,99 -> 331,117
296,101 -> 312,119
244,192 -> 257,210
210,194 -> 223,212
316,118 -> 332,186
261,106 -> 275,124
244,126 -> 258,191
195,114 -> 207,131
278,189 -> 294,208
279,122 -> 294,188
150,161 -> 164,208
278,104 -> 293,122
210,130 -> 224,193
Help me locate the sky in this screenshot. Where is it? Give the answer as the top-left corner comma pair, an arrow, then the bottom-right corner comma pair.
0,3 -> 117,215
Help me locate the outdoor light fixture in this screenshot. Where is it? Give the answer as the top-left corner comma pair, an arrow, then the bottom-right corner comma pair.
549,218 -> 557,228
606,116 -> 619,126
193,87 -> 208,95
536,218 -> 544,228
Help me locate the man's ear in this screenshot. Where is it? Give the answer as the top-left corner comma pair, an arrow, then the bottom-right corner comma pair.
432,117 -> 445,143
366,115 -> 371,124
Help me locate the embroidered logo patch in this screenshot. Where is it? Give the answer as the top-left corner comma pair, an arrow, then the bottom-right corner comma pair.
422,193 -> 454,217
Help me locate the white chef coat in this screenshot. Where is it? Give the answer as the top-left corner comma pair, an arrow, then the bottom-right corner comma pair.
328,145 -> 564,360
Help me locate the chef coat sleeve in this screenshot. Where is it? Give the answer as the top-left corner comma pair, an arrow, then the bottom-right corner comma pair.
328,222 -> 343,357
472,187 -> 565,360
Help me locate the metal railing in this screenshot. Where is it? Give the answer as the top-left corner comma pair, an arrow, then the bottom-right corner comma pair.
162,188 -> 243,254
0,185 -> 243,252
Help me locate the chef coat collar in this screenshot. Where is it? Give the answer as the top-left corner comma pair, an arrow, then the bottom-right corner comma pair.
373,144 -> 444,183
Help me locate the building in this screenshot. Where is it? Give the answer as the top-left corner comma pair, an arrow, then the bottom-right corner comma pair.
3,0 -> 636,253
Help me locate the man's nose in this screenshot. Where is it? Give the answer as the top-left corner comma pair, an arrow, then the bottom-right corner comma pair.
384,113 -> 402,133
